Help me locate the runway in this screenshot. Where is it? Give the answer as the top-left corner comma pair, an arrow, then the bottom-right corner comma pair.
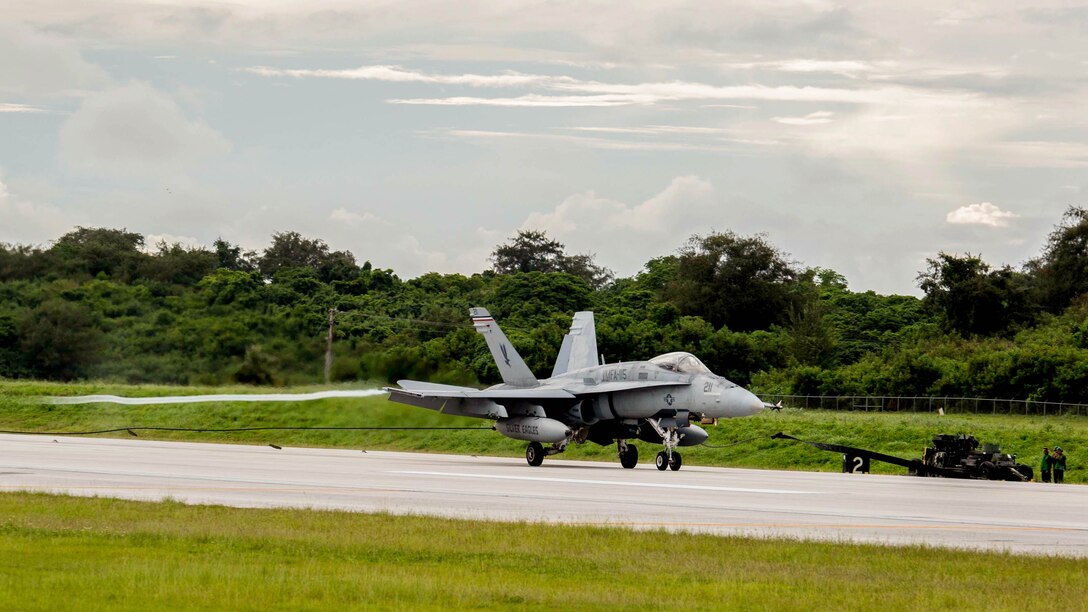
2,433 -> 1086,557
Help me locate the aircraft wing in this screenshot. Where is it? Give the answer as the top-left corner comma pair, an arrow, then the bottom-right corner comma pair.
392,380 -> 575,400
387,380 -> 576,420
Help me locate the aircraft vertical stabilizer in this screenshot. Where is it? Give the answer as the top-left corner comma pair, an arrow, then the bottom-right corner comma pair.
550,311 -> 598,377
470,307 -> 539,387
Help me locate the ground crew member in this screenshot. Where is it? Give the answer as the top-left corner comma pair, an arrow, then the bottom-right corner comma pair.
1041,447 -> 1051,482
1051,447 -> 1067,484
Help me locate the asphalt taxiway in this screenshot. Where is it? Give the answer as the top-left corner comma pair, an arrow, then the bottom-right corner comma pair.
1,433 -> 1085,556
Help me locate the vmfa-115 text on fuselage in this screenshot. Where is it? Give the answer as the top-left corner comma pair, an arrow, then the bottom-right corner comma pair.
386,308 -> 769,471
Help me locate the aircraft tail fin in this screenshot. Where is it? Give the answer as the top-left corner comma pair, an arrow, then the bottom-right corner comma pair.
550,311 -> 598,377
470,307 -> 539,387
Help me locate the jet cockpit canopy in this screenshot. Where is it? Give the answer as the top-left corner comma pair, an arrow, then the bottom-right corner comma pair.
649,351 -> 712,374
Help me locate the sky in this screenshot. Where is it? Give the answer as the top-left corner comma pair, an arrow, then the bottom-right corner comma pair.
2,1 -> 1087,295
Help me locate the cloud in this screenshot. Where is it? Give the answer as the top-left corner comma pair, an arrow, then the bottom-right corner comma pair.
946,202 -> 1019,227
436,129 -> 748,152
986,141 -> 1088,169
249,62 -> 980,109
0,103 -> 47,113
0,179 -> 78,245
143,233 -> 206,252
245,64 -> 574,88
329,208 -> 382,226
0,25 -> 110,97
771,59 -> 876,76
773,110 -> 835,125
389,94 -> 651,107
59,82 -> 230,176
516,176 -> 717,275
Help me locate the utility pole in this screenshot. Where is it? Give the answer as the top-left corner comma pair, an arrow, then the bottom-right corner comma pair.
324,308 -> 337,385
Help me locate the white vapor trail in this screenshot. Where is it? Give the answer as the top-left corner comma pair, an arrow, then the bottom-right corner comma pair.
44,389 -> 389,405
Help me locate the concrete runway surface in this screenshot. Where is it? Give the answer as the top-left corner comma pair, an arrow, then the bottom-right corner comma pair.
1,433 -> 1086,557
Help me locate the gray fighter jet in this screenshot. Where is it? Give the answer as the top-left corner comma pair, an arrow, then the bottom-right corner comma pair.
386,308 -> 769,470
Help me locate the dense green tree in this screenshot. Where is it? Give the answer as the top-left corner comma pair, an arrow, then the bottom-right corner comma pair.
19,299 -> 102,380
918,252 -> 1034,336
668,231 -> 799,332
489,271 -> 593,323
140,241 -> 218,285
490,230 -> 565,274
259,231 -> 333,278
50,227 -> 144,281
214,238 -> 257,272
0,244 -> 52,281
0,313 -> 28,377
199,269 -> 264,307
490,230 -> 613,289
232,345 -> 280,386
1029,206 -> 1088,311
635,256 -> 679,293
317,250 -> 360,283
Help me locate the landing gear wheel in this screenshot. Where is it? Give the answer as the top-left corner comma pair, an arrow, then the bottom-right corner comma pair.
620,445 -> 639,469
669,452 -> 683,471
526,441 -> 544,467
656,451 -> 669,471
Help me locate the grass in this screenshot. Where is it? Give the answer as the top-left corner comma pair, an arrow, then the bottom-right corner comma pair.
0,492 -> 1085,611
1,380 -> 1084,483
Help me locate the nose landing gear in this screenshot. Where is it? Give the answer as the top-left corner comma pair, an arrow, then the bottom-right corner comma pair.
655,450 -> 682,471
647,418 -> 684,471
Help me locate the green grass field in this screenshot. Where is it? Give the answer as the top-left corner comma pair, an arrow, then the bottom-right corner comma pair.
1,380 -> 1084,482
0,492 -> 1085,611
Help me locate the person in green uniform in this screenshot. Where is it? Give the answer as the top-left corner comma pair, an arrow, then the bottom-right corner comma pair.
1051,447 -> 1066,484
1041,447 -> 1051,482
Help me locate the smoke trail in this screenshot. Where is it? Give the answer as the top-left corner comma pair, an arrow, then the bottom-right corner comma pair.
44,389 -> 389,405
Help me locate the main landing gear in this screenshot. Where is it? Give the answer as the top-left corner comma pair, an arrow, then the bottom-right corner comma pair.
617,439 -> 639,469
526,441 -> 545,466
524,439 -> 570,467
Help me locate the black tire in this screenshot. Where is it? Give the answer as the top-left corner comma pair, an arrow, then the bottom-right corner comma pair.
655,451 -> 668,471
669,452 -> 683,471
620,445 -> 638,469
1017,465 -> 1034,482
526,441 -> 544,467
979,461 -> 994,480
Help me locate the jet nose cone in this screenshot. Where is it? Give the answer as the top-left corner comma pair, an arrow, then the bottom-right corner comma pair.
743,389 -> 765,415
721,387 -> 765,416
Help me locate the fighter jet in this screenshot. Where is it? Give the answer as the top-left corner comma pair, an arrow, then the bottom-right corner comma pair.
386,308 -> 769,470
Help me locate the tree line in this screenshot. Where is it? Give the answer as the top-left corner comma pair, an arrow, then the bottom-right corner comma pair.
1,207 -> 1088,402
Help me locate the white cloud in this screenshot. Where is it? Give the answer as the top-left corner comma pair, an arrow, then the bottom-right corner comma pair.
986,141 -> 1088,169
0,179 -> 78,245
516,176 -> 717,275
144,233 -> 206,252
0,25 -> 110,97
245,64 -> 574,88
773,110 -> 835,125
249,62 -> 981,110
772,59 -> 876,75
0,103 -> 47,113
946,202 -> 1019,227
59,82 -> 230,176
329,208 -> 382,226
389,94 -> 651,107
437,129 -> 746,152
